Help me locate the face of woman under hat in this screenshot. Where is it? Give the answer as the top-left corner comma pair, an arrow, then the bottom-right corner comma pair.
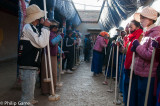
24,4 -> 45,24
134,7 -> 158,28
50,25 -> 58,32
50,20 -> 59,31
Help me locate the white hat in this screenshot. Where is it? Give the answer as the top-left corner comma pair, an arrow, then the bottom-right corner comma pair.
24,4 -> 45,24
134,6 -> 158,22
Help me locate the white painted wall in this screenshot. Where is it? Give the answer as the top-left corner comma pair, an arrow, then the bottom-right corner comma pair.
76,22 -> 101,36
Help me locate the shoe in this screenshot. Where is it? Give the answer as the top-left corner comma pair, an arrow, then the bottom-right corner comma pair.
99,72 -> 103,74
60,71 -> 65,74
66,70 -> 73,74
121,94 -> 123,97
41,93 -> 50,96
63,70 -> 67,73
113,77 -> 116,80
93,73 -> 100,77
72,67 -> 77,70
102,81 -> 108,85
30,99 -> 38,105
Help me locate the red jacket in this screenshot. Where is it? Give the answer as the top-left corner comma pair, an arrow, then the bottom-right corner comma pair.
124,29 -> 143,69
123,35 -> 129,48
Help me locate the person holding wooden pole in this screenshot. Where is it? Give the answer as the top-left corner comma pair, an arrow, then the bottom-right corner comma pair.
91,31 -> 109,76
41,20 -> 63,95
62,30 -> 75,73
103,46 -> 112,85
123,20 -> 143,106
107,41 -> 115,92
57,29 -> 64,86
130,6 -> 160,106
152,37 -> 160,106
17,4 -> 51,105
114,36 -> 121,105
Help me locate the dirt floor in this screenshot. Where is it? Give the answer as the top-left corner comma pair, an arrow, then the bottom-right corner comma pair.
0,60 -> 124,106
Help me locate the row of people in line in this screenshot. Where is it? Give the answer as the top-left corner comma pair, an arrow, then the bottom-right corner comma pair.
91,6 -> 160,106
17,4 -> 82,105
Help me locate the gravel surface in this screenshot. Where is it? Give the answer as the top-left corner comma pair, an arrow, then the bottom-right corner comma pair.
0,61 -> 124,106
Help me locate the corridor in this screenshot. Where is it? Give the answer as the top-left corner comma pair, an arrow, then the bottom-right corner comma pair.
0,60 -> 123,106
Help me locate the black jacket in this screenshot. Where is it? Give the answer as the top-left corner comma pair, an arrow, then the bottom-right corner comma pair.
103,35 -> 118,66
17,24 -> 42,69
18,40 -> 41,69
63,35 -> 74,53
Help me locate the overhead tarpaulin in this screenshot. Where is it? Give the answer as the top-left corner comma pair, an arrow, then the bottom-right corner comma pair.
98,0 -> 149,31
29,0 -> 56,20
48,0 -> 56,20
55,0 -> 81,27
29,0 -> 81,28
56,0 -> 76,20
70,12 -> 81,27
30,0 -> 81,25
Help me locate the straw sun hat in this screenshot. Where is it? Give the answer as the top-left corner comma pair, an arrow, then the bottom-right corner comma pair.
24,4 -> 46,24
134,6 -> 158,22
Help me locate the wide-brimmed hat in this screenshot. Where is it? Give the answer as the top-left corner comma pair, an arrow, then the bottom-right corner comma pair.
134,6 -> 158,22
50,19 -> 60,28
100,31 -> 110,37
116,27 -> 124,31
24,4 -> 45,24
50,19 -> 59,26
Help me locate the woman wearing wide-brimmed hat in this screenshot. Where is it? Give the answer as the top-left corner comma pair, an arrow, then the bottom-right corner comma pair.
17,4 -> 51,105
131,7 -> 160,106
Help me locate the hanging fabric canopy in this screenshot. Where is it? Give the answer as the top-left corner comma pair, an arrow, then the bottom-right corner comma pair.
98,0 -> 150,31
56,0 -> 76,20
71,13 -> 81,27
30,0 -> 81,26
55,0 -> 81,26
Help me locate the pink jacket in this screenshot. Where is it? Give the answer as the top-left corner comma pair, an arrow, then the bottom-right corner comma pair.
134,26 -> 160,77
93,35 -> 107,52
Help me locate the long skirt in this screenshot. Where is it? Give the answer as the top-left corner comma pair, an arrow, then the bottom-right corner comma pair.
124,69 -> 138,106
41,55 -> 57,94
119,54 -> 125,94
91,50 -> 103,74
156,82 -> 160,106
106,48 -> 117,78
136,76 -> 155,106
